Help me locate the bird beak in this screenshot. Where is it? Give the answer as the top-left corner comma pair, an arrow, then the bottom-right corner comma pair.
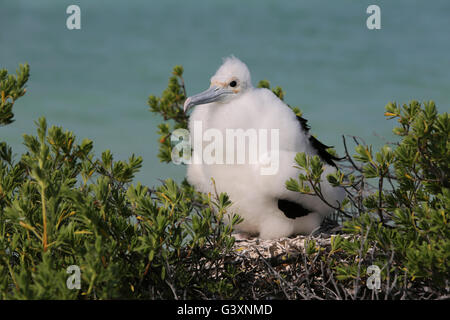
183,86 -> 231,113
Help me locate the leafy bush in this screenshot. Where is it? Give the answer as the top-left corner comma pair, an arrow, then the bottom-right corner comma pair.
288,101 -> 449,296
0,65 -> 241,299
0,64 -> 29,126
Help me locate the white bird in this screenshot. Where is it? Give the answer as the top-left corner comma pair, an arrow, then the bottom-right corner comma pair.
183,56 -> 345,239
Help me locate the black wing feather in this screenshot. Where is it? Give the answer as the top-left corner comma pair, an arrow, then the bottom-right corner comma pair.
296,115 -> 343,167
278,199 -> 312,219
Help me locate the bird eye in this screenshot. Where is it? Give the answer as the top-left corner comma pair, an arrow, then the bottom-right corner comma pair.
229,80 -> 237,88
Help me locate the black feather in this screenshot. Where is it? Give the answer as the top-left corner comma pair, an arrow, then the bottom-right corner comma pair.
296,115 -> 343,167
278,199 -> 312,219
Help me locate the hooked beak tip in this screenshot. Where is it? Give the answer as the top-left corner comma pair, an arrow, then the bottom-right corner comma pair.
183,97 -> 192,113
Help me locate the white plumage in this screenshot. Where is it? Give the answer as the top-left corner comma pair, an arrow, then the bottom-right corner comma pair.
184,56 -> 345,239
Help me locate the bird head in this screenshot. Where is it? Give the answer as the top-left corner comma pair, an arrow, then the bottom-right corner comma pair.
184,56 -> 252,112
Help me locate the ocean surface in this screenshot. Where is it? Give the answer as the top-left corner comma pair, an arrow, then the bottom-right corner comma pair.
1,0 -> 449,186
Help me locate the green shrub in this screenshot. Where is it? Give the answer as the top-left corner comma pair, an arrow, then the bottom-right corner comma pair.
288,100 -> 449,294
0,65 -> 241,299
0,64 -> 29,126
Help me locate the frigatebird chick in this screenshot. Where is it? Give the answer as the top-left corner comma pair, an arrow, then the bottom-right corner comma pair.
184,56 -> 345,239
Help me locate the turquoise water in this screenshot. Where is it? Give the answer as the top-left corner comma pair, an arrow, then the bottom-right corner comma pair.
1,0 -> 449,186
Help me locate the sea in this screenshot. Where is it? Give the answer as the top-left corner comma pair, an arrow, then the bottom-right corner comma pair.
1,0 -> 449,186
